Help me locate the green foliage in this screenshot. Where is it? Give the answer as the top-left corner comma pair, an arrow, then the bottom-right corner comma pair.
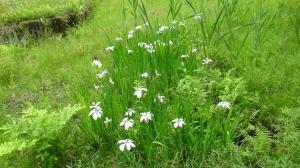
0,105 -> 83,165
0,0 -> 92,23
0,0 -> 299,167
176,75 -> 206,107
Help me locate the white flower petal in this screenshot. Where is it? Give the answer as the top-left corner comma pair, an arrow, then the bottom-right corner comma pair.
119,144 -> 126,151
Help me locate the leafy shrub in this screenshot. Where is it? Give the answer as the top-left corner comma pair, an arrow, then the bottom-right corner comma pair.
0,105 -> 83,166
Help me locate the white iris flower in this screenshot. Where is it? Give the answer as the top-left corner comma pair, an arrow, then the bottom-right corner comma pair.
120,117 -> 134,130
118,139 -> 135,151
172,118 -> 186,128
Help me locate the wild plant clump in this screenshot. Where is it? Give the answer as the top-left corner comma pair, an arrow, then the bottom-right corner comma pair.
82,19 -> 256,164
0,105 -> 83,166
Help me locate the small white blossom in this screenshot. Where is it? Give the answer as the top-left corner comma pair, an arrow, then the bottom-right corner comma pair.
109,78 -> 115,85
128,33 -> 134,39
115,37 -> 123,41
106,46 -> 115,52
138,42 -> 146,47
97,69 -> 108,78
140,112 -> 153,122
140,72 -> 149,78
138,42 -> 155,53
192,48 -> 197,53
157,25 -> 169,34
120,117 -> 134,130
89,102 -> 103,120
104,117 -> 112,124
194,13 -> 203,20
128,49 -> 133,54
155,94 -> 165,103
125,108 -> 136,116
145,44 -> 155,53
128,30 -> 134,39
181,54 -> 189,58
172,118 -> 186,128
89,102 -> 100,110
92,59 -> 102,68
178,21 -> 186,27
143,23 -> 149,27
169,41 -> 174,45
135,25 -> 143,30
217,101 -> 231,109
172,20 -> 178,24
129,29 -> 134,34
94,85 -> 101,90
118,139 -> 135,151
134,87 -> 147,99
202,58 -> 213,65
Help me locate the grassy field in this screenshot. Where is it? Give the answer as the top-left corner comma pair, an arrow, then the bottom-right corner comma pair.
0,0 -> 91,23
0,0 -> 299,167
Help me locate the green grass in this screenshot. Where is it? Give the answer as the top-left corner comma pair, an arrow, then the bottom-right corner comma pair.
0,0 -> 299,167
0,0 -> 91,24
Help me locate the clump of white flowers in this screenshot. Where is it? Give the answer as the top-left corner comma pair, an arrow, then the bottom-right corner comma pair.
105,46 -> 115,52
89,102 -> 103,120
118,139 -> 135,151
217,101 -> 231,109
140,112 -> 153,123
172,118 -> 186,128
120,117 -> 134,130
87,21 -> 240,154
92,59 -> 102,68
134,87 -> 148,99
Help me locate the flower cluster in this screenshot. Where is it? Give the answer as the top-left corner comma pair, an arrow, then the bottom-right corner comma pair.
157,25 -> 169,34
138,42 -> 155,54
88,22 -> 235,153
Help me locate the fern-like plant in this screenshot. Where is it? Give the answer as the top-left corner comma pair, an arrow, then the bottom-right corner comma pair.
0,105 -> 83,161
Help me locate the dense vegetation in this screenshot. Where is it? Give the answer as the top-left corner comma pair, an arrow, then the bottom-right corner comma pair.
0,0 -> 299,167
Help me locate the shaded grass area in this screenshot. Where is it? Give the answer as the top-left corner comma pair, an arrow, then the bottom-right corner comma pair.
0,0 -> 299,167
0,0 -> 91,24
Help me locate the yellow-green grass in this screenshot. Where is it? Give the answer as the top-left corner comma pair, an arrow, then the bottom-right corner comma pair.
0,0 -> 92,24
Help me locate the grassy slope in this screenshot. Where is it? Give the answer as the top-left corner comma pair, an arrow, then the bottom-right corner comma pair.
0,0 -> 91,23
0,0 -> 299,167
